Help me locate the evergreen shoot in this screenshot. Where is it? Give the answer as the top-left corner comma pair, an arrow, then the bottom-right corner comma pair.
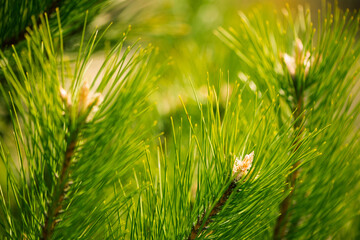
0,1 -> 359,239
0,13 -> 156,239
216,3 -> 360,239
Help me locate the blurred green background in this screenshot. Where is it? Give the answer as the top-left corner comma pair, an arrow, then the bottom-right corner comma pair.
81,0 -> 360,136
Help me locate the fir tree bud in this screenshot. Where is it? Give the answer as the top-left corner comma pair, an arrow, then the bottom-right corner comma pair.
232,151 -> 254,181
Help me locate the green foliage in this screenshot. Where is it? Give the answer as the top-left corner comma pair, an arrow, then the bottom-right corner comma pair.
126,79 -> 320,239
0,1 -> 359,239
0,13 -> 157,239
0,0 -> 108,50
217,3 -> 360,238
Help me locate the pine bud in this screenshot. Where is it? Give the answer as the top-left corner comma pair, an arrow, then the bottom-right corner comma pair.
59,87 -> 72,107
60,87 -> 67,101
295,38 -> 304,61
232,151 -> 254,181
78,81 -> 90,115
282,53 -> 296,77
60,81 -> 103,121
281,38 -> 313,78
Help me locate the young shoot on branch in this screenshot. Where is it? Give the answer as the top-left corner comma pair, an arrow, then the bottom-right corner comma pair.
0,12 -> 157,239
217,3 -> 360,239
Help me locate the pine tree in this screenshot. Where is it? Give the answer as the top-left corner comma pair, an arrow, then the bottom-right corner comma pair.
1,1 -> 360,239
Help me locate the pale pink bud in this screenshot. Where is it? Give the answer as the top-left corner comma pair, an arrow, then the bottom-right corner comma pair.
78,81 -> 103,121
78,81 -> 90,114
282,39 -> 315,78
60,87 -> 72,107
61,81 -> 103,121
232,151 -> 254,181
60,87 -> 67,101
295,38 -> 304,57
283,53 -> 296,77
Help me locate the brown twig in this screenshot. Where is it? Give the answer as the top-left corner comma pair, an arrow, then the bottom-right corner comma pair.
41,129 -> 79,240
0,0 -> 62,49
273,92 -> 304,239
188,181 -> 237,240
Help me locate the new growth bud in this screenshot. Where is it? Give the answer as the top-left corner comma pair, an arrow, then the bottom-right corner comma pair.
59,87 -> 72,107
78,81 -> 90,115
282,53 -> 296,76
232,151 -> 254,181
60,87 -> 67,101
295,38 -> 304,59
60,81 -> 103,122
281,38 -> 313,78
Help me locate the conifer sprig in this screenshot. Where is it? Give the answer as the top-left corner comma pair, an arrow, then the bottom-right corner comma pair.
0,1 -> 359,239
126,78 -> 319,239
0,12 -> 157,239
217,2 -> 360,238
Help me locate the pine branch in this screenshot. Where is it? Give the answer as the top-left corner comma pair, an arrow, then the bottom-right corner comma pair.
40,79 -> 105,239
41,127 -> 78,240
217,3 -> 360,237
189,181 -> 236,240
0,0 -> 62,49
131,81 -> 309,239
0,10 -> 157,237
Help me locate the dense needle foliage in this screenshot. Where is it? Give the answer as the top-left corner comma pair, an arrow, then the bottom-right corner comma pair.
0,0 -> 108,49
216,3 -> 360,239
126,81 -> 321,239
0,1 -> 359,239
0,13 -> 157,239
